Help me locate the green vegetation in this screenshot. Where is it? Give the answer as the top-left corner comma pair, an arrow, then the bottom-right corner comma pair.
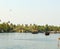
0,21 -> 60,33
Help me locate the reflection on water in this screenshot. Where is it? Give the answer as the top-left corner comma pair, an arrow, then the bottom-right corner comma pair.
0,33 -> 60,49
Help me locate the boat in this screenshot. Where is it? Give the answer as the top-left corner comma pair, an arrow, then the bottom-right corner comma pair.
45,31 -> 50,36
32,31 -> 38,34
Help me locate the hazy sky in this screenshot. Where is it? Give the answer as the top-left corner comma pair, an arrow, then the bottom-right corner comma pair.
0,0 -> 60,25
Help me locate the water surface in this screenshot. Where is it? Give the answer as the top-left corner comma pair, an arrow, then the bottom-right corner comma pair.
0,33 -> 60,49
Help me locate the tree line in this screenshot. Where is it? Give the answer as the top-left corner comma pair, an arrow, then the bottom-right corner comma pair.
0,21 -> 60,33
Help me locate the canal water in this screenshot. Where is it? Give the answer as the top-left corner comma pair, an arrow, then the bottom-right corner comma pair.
0,33 -> 60,49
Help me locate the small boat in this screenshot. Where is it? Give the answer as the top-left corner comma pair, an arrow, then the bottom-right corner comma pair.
45,31 -> 50,36
32,32 -> 38,34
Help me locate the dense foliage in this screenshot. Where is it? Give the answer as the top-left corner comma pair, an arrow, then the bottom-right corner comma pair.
0,21 -> 60,33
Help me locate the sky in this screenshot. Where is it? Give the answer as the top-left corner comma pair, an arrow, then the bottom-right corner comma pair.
0,0 -> 60,25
